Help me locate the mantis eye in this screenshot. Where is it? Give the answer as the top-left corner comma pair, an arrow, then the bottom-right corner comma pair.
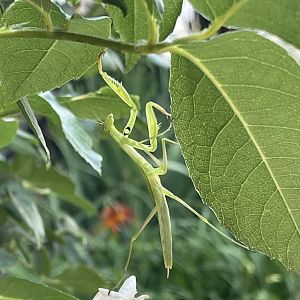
123,127 -> 131,136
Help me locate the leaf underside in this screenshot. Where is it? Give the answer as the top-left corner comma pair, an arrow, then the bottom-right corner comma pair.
170,31 -> 300,273
0,1 -> 111,108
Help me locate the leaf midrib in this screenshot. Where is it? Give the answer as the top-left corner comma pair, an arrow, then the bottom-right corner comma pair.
174,46 -> 300,241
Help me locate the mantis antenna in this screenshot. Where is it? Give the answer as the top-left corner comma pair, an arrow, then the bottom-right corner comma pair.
97,51 -> 249,288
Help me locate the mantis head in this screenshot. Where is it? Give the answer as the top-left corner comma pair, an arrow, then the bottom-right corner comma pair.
104,113 -> 115,131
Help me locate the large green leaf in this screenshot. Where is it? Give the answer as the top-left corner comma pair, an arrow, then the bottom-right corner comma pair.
43,94 -> 103,176
170,31 -> 300,273
0,118 -> 18,149
0,0 -> 111,108
8,182 -> 45,248
0,277 -> 79,300
159,0 -> 183,41
189,0 -> 300,48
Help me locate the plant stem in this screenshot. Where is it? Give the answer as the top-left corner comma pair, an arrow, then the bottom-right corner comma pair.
0,0 -> 248,55
0,30 -> 175,54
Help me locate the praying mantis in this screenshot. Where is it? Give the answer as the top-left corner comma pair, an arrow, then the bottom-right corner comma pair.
97,51 -> 248,279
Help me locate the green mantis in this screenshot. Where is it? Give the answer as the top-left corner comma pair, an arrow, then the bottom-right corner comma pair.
97,51 -> 248,279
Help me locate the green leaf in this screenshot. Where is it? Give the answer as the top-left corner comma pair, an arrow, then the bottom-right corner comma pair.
170,31 -> 300,273
0,1 -> 111,108
59,86 -> 132,120
27,0 -> 53,30
189,0 -> 300,48
17,97 -> 51,168
43,94 -> 103,176
1,0 -> 66,30
29,0 -> 52,13
29,95 -> 61,126
12,157 -> 95,214
0,277 -> 80,300
8,182 -> 45,248
52,265 -> 105,296
159,0 -> 183,41
107,0 -> 149,70
0,3 -> 4,17
34,248 -> 51,276
0,118 -> 18,148
102,0 -> 127,15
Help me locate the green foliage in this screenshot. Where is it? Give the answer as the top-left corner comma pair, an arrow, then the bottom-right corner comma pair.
0,118 -> 18,149
42,94 -> 103,176
170,31 -> 300,273
17,97 -> 50,167
52,265 -> 106,296
29,0 -> 52,13
0,3 -> 4,17
189,0 -> 300,48
106,0 -> 149,70
107,0 -> 182,69
8,182 -> 45,248
60,87 -> 134,121
0,0 -> 299,298
0,2 -> 111,107
102,0 -> 127,15
0,277 -> 79,300
159,0 -> 183,41
11,156 -> 95,214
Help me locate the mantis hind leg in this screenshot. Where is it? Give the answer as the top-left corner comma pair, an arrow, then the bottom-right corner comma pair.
162,187 -> 249,250
113,207 -> 158,290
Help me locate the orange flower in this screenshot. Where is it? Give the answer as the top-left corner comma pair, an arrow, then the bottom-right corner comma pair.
101,202 -> 135,233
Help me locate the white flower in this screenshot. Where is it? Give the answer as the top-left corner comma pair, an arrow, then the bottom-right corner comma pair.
92,275 -> 149,300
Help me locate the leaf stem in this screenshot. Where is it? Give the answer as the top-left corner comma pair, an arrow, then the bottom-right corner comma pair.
0,0 -> 249,55
0,30 -> 173,53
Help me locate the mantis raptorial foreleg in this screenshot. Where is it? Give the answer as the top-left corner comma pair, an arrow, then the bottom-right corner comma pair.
97,52 -> 248,284
98,51 -> 170,152
98,51 -> 138,137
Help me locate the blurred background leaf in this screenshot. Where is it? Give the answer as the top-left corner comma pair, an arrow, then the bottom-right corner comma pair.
0,118 -> 18,149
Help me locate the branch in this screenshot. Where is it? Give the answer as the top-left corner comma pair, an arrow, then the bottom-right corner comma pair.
0,30 -> 173,54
